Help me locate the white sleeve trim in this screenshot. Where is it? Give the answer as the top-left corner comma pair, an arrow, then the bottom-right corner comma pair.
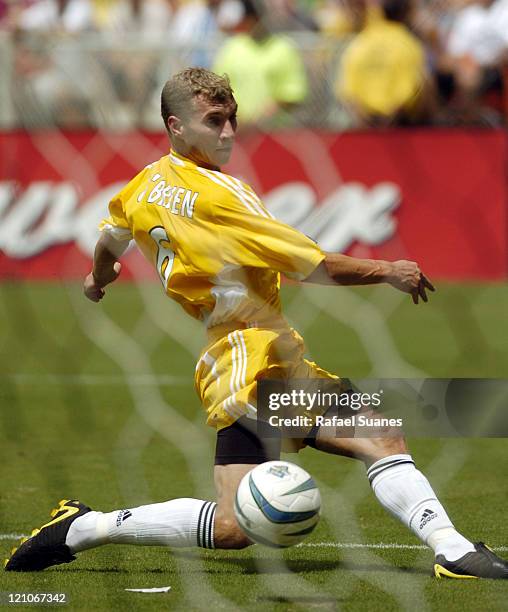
101,223 -> 133,241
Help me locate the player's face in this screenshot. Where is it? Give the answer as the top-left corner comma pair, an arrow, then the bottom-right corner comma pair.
180,96 -> 238,169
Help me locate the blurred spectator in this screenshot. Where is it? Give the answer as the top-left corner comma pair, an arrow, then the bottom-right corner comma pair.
15,0 -> 93,32
89,0 -> 173,36
447,0 -> 507,66
213,0 -> 308,127
316,0 -> 380,37
85,1 -> 175,126
10,29 -> 95,128
4,0 -> 508,129
0,1 -> 29,29
268,0 -> 319,31
169,0 -> 241,67
8,0 -> 174,35
442,0 -> 508,124
8,1 -> 176,128
335,0 -> 435,126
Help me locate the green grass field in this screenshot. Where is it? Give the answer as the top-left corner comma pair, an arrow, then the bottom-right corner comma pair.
1,281 -> 507,611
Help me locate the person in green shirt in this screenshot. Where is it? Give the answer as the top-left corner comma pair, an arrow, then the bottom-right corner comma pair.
213,0 -> 308,127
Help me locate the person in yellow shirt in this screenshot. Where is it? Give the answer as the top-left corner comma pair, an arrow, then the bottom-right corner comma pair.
337,0 -> 435,126
6,68 -> 508,580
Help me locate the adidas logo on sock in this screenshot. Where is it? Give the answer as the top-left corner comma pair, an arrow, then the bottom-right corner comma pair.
419,508 -> 437,529
116,509 -> 132,527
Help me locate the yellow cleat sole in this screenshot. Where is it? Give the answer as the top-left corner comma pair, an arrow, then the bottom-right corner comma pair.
434,563 -> 478,579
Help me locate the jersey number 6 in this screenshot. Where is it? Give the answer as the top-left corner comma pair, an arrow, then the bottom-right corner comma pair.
149,226 -> 175,290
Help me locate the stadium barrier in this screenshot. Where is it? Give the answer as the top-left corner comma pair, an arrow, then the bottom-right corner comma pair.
0,128 -> 506,280
0,31 -> 344,131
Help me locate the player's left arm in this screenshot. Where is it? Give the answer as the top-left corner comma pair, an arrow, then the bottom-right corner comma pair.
303,253 -> 435,305
84,232 -> 129,303
213,186 -> 433,304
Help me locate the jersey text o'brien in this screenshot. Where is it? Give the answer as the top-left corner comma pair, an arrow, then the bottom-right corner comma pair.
140,175 -> 198,218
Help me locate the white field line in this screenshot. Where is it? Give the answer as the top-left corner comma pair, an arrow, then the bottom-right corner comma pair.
5,374 -> 192,386
301,542 -> 508,552
1,534 -> 507,553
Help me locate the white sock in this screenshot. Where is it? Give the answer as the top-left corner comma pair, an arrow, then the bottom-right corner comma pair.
66,499 -> 216,553
367,454 -> 475,561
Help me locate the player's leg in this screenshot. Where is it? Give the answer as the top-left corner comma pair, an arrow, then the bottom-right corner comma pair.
213,464 -> 252,549
289,358 -> 504,578
213,416 -> 282,549
67,461 -> 256,553
4,417 -> 277,570
70,417 -> 281,552
4,494 -> 221,572
311,422 -> 508,578
197,330 -> 285,548
311,426 -> 465,552
64,422 -> 277,554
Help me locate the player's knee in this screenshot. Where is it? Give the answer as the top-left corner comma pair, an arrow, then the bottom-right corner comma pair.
214,516 -> 251,549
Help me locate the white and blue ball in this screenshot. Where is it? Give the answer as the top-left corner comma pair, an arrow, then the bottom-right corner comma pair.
234,461 -> 321,548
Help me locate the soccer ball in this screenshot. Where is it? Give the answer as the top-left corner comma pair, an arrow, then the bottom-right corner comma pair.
234,461 -> 321,548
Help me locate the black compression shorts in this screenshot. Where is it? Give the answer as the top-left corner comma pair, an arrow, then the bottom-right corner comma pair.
214,417 -> 281,465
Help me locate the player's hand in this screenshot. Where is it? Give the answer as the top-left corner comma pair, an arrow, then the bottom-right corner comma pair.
387,260 -> 435,304
83,262 -> 122,302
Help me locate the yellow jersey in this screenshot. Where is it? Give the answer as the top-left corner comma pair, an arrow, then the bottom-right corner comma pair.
101,150 -> 325,333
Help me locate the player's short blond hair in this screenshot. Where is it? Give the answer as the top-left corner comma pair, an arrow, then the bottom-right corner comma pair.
161,68 -> 235,130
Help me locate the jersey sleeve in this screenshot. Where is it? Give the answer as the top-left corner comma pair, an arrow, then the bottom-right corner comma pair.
99,195 -> 133,241
99,167 -> 148,240
213,183 -> 324,281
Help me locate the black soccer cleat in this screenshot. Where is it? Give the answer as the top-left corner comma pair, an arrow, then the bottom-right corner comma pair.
4,499 -> 92,572
434,542 -> 508,579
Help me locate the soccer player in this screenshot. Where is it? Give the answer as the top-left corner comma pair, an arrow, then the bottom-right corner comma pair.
5,68 -> 507,579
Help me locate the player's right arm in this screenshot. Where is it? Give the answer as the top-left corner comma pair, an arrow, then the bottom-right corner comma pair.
84,169 -> 142,303
304,254 -> 435,305
84,232 -> 129,302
